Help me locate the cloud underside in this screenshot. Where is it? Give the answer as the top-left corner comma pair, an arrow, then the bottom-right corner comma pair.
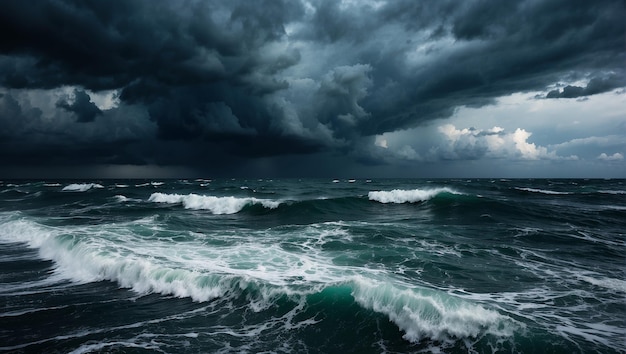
0,0 -> 624,174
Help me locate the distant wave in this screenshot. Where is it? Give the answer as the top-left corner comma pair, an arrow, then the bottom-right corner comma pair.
114,195 -> 129,203
598,190 -> 626,195
113,195 -> 141,203
133,182 -> 164,187
148,192 -> 280,214
368,187 -> 461,204
61,183 -> 104,192
514,187 -> 570,195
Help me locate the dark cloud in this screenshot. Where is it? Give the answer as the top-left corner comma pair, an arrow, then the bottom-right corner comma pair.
56,89 -> 102,122
0,0 -> 624,176
544,74 -> 626,98
0,89 -> 155,166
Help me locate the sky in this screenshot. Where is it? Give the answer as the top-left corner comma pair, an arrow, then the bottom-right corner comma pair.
0,0 -> 625,178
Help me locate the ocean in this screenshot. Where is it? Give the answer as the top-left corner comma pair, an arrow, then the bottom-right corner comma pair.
0,178 -> 624,353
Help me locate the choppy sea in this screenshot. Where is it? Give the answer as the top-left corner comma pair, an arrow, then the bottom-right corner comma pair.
0,178 -> 624,353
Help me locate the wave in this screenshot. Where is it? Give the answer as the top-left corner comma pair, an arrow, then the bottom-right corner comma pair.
114,195 -> 129,202
148,192 -> 281,214
598,190 -> 626,195
368,187 -> 461,204
514,187 -> 570,195
113,195 -> 141,203
0,213 -> 517,346
62,183 -> 105,192
351,277 -> 518,343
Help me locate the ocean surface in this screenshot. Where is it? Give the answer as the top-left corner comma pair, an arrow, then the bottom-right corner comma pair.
0,178 -> 624,353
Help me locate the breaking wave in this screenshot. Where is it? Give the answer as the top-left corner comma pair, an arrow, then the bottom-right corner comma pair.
62,183 -> 105,192
0,212 -> 517,346
351,277 -> 518,343
368,187 -> 461,204
148,192 -> 281,214
514,187 -> 570,195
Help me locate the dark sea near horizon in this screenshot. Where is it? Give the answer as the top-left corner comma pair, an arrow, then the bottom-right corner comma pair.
0,178 -> 624,353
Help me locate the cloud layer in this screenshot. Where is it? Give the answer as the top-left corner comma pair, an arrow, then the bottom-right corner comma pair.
0,0 -> 624,176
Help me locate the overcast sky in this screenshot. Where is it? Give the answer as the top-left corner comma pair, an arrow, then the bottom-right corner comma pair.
1,0 -> 624,178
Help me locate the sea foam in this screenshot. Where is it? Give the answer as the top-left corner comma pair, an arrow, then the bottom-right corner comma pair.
0,214 -> 238,301
598,190 -> 626,195
368,187 -> 460,204
0,213 -> 331,303
62,183 -> 104,192
514,187 -> 570,195
350,277 -> 518,343
0,212 -> 517,346
148,192 -> 280,214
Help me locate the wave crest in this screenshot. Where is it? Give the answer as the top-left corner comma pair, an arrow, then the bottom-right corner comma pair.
514,187 -> 570,195
368,187 -> 460,204
62,183 -> 104,192
0,213 -> 518,346
351,278 -> 518,343
148,192 -> 280,214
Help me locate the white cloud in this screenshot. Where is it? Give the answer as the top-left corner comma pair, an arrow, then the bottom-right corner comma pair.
511,128 -> 547,159
369,123 -> 578,164
449,90 -> 626,147
597,152 -> 624,161
87,89 -> 120,110
435,124 -> 574,161
374,135 -> 388,148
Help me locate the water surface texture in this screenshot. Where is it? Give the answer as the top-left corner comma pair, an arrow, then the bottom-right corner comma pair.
1,179 -> 624,353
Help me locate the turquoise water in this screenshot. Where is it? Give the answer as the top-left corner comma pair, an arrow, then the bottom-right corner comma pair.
0,179 -> 624,353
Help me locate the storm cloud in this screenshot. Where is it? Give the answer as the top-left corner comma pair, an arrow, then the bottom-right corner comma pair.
0,0 -> 624,177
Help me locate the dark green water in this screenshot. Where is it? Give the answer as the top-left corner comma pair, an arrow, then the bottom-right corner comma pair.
0,179 -> 624,353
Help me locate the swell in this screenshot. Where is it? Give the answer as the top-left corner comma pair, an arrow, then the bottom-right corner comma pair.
8,184 -> 619,235
0,212 -> 518,348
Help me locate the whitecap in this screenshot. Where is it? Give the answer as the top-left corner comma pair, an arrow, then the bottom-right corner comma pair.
514,187 -> 570,195
148,192 -> 280,214
368,187 -> 461,204
598,190 -> 626,195
351,277 -> 519,343
62,183 -> 105,192
0,212 -> 521,348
